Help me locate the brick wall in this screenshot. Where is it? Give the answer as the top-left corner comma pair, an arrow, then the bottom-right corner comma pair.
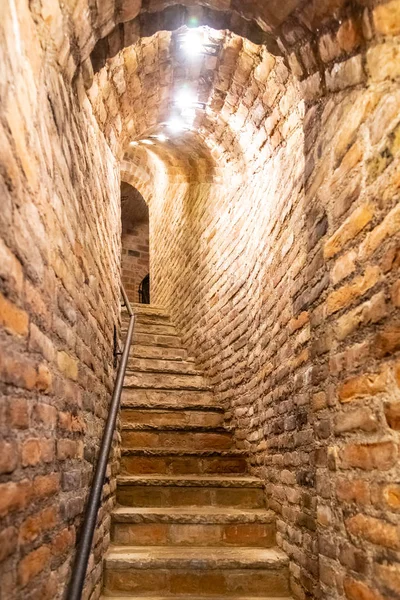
0,3 -> 121,599
1,1 -> 400,599
121,223 -> 150,303
148,11 -> 400,600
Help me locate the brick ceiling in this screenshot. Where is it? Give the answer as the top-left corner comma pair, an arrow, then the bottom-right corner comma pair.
68,1 -> 359,190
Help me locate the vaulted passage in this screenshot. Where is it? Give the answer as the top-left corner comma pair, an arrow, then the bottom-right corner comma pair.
0,2 -> 400,600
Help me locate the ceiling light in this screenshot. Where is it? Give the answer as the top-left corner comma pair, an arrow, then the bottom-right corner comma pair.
176,87 -> 197,110
181,107 -> 196,121
140,139 -> 154,145
166,117 -> 187,134
181,29 -> 204,57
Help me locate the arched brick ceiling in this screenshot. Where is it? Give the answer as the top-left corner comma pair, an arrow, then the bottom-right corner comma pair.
87,27 -> 296,181
64,0 -> 358,72
79,0 -> 364,196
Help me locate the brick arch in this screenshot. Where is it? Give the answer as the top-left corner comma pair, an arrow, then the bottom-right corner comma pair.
88,4 -> 282,76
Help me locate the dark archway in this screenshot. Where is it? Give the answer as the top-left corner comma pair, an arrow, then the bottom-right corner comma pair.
121,182 -> 150,303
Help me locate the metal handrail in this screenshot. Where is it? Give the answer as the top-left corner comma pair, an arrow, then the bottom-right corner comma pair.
68,285 -> 135,600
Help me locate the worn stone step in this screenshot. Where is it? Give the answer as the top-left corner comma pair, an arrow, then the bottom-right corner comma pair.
127,357 -> 200,375
121,389 -> 219,410
111,507 -> 276,547
124,371 -> 209,390
116,476 -> 265,509
133,322 -> 178,336
103,546 -> 290,597
132,332 -> 183,348
121,428 -> 234,451
103,596 -> 293,600
129,344 -> 189,361
120,449 -> 248,476
121,408 -> 225,428
123,304 -> 169,319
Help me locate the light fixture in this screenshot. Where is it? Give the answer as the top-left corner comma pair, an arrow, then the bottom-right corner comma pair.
181,29 -> 204,57
166,117 -> 187,134
181,107 -> 196,121
175,87 -> 197,110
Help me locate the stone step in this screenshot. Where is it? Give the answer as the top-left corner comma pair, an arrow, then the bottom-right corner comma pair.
116,475 -> 265,509
129,344 -> 189,361
121,389 -> 219,410
127,357 -> 200,375
103,596 -> 293,600
103,546 -> 290,597
132,332 -> 182,348
124,371 -> 210,391
123,304 -> 169,319
120,449 -> 248,476
121,408 -> 225,428
111,507 -> 276,548
121,428 -> 234,451
133,322 -> 178,336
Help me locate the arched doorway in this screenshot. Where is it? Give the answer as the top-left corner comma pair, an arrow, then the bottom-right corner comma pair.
120,182 -> 149,303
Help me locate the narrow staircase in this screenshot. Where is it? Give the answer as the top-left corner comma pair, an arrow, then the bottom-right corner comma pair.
102,304 -> 292,599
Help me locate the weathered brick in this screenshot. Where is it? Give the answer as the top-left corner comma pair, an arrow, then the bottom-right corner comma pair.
340,441 -> 397,470
336,478 -> 370,505
367,42 -> 400,81
0,440 -> 18,474
18,545 -> 51,586
373,1 -> 400,36
324,204 -> 374,259
335,408 -> 378,434
19,506 -> 58,544
338,370 -> 388,402
326,265 -> 380,315
346,513 -> 400,549
0,526 -> 17,563
22,438 -> 54,466
57,351 -> 79,381
334,291 -> 387,341
344,577 -> 385,600
0,291 -> 29,336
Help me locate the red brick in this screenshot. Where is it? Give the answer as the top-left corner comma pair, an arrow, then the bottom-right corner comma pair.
346,513 -> 400,549
0,440 -> 18,474
0,291 -> 29,336
338,370 -> 387,402
18,545 -> 51,586
22,438 -> 54,466
344,577 -> 385,600
340,442 -> 397,470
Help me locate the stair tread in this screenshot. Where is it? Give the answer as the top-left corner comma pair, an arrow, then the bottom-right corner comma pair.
117,475 -> 264,488
121,402 -> 223,412
112,506 -> 275,523
100,594 -> 293,600
105,545 -> 289,569
125,367 -> 204,376
121,424 -> 233,432
121,448 -> 246,456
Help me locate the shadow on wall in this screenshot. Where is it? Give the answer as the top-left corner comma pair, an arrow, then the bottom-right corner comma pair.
121,182 -> 150,303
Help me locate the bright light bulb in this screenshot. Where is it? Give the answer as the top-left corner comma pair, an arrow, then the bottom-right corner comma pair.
181,29 -> 204,57
176,87 -> 197,110
166,117 -> 186,133
140,139 -> 154,145
182,107 -> 196,121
